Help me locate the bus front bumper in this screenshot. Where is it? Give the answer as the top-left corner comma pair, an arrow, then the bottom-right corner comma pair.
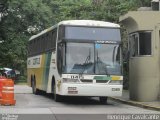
59,83 -> 122,97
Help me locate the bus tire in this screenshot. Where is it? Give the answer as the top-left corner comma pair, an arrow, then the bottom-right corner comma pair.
54,85 -> 62,102
52,81 -> 62,102
54,94 -> 62,102
99,97 -> 107,104
32,78 -> 39,95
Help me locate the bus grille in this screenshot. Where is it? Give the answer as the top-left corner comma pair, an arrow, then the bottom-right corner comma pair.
80,79 -> 93,83
96,80 -> 108,83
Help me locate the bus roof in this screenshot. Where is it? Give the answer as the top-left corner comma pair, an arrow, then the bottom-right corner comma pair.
58,20 -> 120,27
29,20 -> 120,41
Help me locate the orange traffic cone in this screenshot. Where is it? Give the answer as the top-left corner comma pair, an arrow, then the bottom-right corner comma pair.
0,79 -> 16,105
0,76 -> 7,99
0,81 -> 2,99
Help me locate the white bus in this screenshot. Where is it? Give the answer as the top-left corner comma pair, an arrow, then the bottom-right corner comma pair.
27,20 -> 123,103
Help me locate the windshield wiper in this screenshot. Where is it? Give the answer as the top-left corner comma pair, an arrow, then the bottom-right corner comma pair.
80,49 -> 92,74
96,51 -> 108,75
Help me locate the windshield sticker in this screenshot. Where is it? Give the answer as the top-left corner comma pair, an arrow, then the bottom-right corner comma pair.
95,44 -> 101,49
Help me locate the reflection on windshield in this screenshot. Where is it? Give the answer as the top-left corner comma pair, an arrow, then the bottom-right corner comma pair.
62,43 -> 121,75
64,43 -> 94,74
95,44 -> 121,75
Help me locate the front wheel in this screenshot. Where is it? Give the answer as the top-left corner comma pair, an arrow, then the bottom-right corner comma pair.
99,97 -> 108,104
54,94 -> 62,102
53,82 -> 62,102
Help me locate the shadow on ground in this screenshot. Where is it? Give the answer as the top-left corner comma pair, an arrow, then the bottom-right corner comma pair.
36,90 -> 113,106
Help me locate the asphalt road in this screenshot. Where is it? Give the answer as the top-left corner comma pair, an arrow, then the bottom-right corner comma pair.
0,85 -> 159,120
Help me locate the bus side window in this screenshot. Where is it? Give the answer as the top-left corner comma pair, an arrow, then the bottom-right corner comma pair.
58,25 -> 65,41
28,41 -> 31,56
51,31 -> 54,49
43,35 -> 47,52
48,32 -> 52,50
52,29 -> 57,50
57,43 -> 63,74
33,39 -> 36,55
39,37 -> 42,53
42,36 -> 45,52
37,38 -> 40,54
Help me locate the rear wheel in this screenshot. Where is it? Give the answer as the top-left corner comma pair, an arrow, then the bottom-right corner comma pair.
99,97 -> 107,104
32,79 -> 39,95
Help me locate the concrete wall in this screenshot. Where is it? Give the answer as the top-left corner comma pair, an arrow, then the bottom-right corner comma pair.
120,11 -> 160,101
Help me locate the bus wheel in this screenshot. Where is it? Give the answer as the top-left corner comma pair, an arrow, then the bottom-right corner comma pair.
32,80 -> 39,95
99,97 -> 107,104
54,94 -> 62,102
53,84 -> 62,102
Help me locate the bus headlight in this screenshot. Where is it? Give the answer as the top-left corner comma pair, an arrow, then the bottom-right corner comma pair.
63,78 -> 80,83
109,80 -> 123,85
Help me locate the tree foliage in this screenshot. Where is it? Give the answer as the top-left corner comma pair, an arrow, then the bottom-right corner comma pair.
0,0 -> 151,75
0,0 -> 54,74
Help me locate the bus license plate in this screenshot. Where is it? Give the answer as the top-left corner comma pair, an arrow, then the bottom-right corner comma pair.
112,88 -> 120,91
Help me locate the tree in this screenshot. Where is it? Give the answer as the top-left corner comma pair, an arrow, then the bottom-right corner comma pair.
0,0 -> 54,75
0,0 -> 151,78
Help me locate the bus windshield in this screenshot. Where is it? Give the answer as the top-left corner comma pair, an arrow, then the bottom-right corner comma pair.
62,43 -> 122,75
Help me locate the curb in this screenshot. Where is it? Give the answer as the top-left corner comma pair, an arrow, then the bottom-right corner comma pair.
109,97 -> 160,111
